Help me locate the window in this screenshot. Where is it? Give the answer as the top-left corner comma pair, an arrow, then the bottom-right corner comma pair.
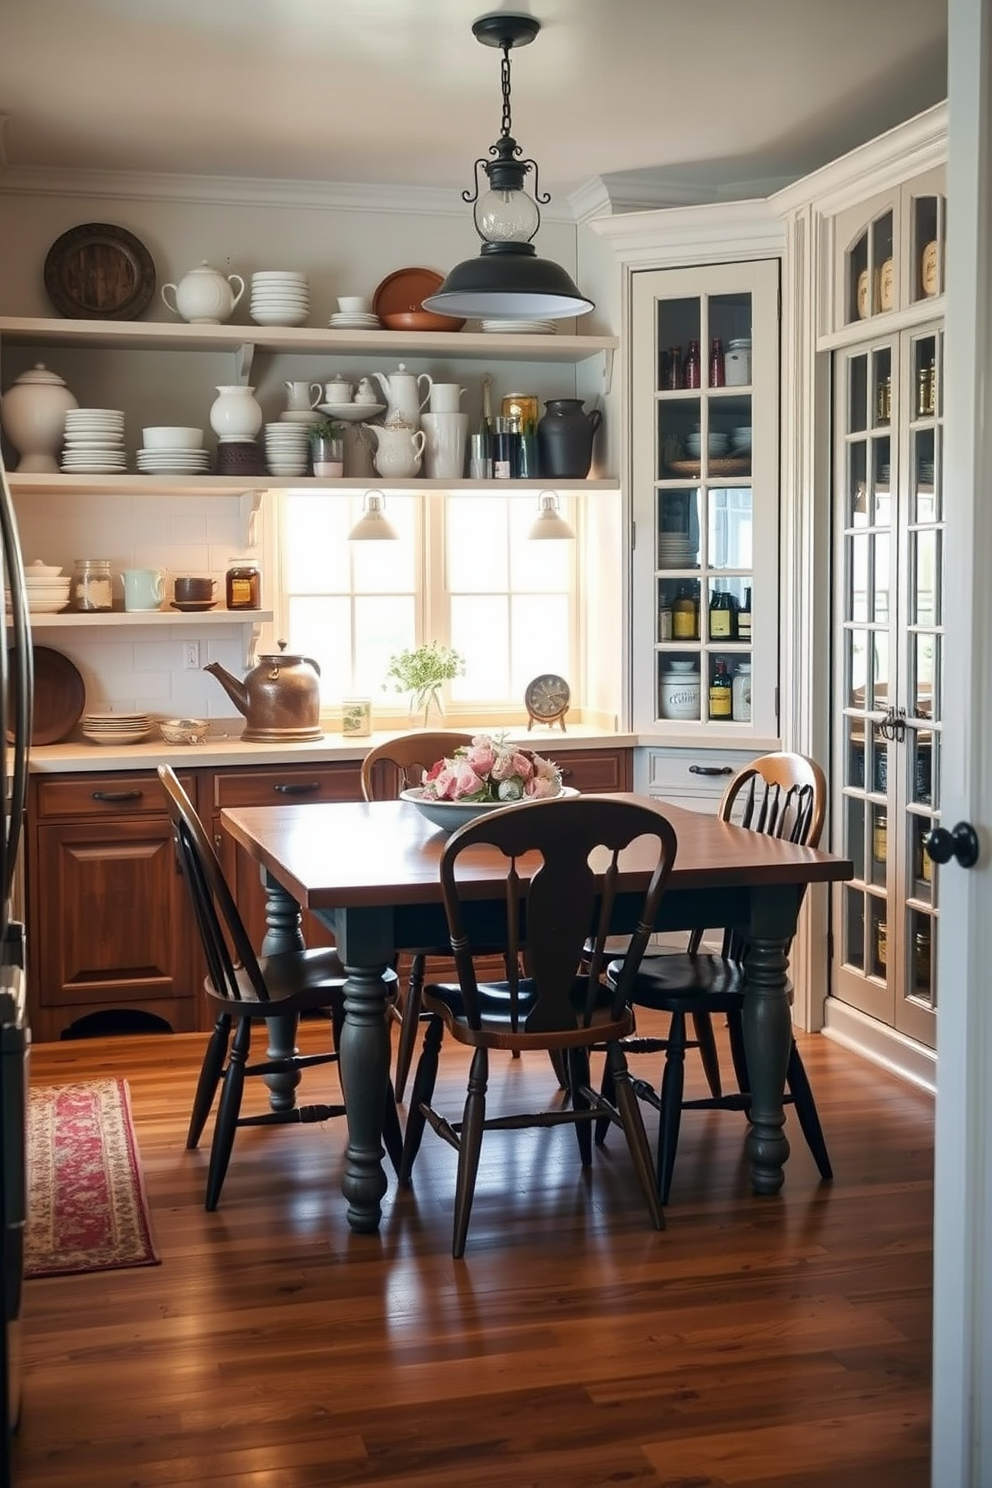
276,489 -> 575,719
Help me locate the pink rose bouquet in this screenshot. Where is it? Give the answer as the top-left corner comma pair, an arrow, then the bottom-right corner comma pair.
421,733 -> 562,804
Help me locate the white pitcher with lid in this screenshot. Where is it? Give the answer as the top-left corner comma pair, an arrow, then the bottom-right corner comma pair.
370,364 -> 433,424
161,262 -> 246,325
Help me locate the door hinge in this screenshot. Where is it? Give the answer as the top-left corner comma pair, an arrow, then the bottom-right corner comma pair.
630,518 -> 636,551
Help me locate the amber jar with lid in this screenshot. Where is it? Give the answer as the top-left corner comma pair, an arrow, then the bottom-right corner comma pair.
225,558 -> 261,610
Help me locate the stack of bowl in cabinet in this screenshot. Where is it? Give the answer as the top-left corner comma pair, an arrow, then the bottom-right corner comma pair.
249,272 -> 310,327
262,424 -> 310,478
137,427 -> 209,476
658,534 -> 697,568
61,408 -> 126,474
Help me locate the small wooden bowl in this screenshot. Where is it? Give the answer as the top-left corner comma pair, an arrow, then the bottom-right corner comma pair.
380,310 -> 465,333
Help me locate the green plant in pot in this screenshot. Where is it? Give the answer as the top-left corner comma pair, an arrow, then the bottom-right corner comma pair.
384,641 -> 465,726
310,417 -> 345,477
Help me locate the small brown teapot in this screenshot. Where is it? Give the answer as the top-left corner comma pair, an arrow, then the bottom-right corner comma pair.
204,642 -> 323,742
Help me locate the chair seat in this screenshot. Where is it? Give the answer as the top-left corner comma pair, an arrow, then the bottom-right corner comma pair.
213,950 -> 396,1011
423,978 -> 634,1051
607,952 -> 748,1011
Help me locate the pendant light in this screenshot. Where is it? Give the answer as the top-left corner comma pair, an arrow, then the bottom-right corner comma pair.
528,491 -> 575,540
348,492 -> 398,541
421,14 -> 594,323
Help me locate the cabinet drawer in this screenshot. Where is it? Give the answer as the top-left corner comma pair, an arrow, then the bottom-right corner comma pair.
555,748 -> 632,793
34,771 -> 197,820
211,761 -> 362,808
636,747 -> 759,805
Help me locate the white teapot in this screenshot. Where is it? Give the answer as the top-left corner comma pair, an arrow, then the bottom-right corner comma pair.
161,262 -> 246,325
370,364 -> 432,424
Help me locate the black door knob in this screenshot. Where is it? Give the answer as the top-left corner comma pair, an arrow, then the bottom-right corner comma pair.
923,822 -> 980,869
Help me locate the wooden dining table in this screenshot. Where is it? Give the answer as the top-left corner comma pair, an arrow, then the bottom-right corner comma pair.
221,793 -> 853,1234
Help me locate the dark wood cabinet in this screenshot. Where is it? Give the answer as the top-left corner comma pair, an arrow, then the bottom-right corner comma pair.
27,771 -> 201,1040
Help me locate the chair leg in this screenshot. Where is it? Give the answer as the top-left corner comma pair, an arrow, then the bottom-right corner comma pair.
329,989 -> 346,1053
691,1011 -> 723,1099
204,1017 -> 252,1211
595,1058 -> 616,1146
548,1048 -> 569,1089
568,1047 -> 593,1165
726,1006 -> 751,1096
786,1040 -> 833,1180
453,1046 -> 488,1259
393,953 -> 425,1103
398,1014 -> 444,1186
608,1042 -> 664,1231
381,1080 -> 404,1175
186,1011 -> 232,1149
657,1010 -> 687,1205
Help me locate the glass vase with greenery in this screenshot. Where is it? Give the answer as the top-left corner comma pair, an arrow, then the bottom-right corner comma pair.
384,641 -> 465,726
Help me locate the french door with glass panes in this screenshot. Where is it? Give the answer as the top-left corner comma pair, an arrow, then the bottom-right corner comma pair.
832,319 -> 942,1049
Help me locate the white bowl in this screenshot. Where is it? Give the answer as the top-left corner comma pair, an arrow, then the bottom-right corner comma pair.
400,785 -> 577,833
26,559 -> 63,577
142,426 -> 204,449
159,717 -> 210,745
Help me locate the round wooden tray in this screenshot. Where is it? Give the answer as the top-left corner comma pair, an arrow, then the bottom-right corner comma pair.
7,645 -> 85,745
43,222 -> 157,320
667,456 -> 751,477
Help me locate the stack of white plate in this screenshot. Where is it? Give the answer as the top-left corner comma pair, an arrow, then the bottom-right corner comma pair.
81,711 -> 156,746
684,431 -> 730,459
730,426 -> 752,455
328,309 -> 381,329
279,408 -> 323,426
11,567 -> 72,613
658,535 -> 698,567
137,445 -> 211,475
250,271 -> 310,327
62,409 -> 126,473
263,423 -> 311,477
480,319 -> 558,335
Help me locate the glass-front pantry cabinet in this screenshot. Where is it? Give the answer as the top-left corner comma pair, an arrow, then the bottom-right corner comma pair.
830,168 -> 945,1051
629,260 -> 780,739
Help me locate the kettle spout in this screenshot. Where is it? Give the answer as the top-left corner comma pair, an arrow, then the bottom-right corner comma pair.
204,661 -> 248,716
370,371 -> 390,401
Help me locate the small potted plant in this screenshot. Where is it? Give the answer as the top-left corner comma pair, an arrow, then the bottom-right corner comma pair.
310,417 -> 345,477
384,640 -> 465,726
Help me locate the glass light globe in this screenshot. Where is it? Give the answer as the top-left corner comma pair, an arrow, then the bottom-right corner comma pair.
474,186 -> 540,245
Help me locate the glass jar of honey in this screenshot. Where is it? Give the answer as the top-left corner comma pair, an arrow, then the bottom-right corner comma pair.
225,558 -> 261,610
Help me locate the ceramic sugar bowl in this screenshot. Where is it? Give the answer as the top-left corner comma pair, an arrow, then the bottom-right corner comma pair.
161,262 -> 246,325
0,363 -> 79,473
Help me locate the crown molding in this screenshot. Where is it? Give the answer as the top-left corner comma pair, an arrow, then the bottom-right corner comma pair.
771,101 -> 947,219
0,162 -> 581,225
571,169 -> 798,225
589,196 -> 784,266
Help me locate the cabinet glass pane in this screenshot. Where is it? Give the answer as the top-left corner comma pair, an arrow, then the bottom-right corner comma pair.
870,804 -> 888,887
912,817 -> 935,901
914,428 -> 937,520
913,530 -> 937,625
872,632 -> 889,707
657,397 -> 701,476
850,533 -> 869,622
845,795 -> 866,879
870,896 -> 888,979
912,728 -> 934,807
908,910 -> 935,1009
873,532 -> 890,622
849,354 -> 869,431
873,346 -> 892,430
657,488 -> 701,565
849,442 -> 868,525
912,194 -> 944,304
707,488 -> 752,570
654,298 -> 700,389
843,885 -> 866,972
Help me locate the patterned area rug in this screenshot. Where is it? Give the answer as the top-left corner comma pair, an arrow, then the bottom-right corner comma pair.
26,1078 -> 160,1277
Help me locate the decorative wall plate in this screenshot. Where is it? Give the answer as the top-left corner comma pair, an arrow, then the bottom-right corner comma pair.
43,223 -> 157,320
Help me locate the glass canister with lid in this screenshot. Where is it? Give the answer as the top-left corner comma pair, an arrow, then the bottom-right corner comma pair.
225,557 -> 261,610
72,558 -> 113,612
724,338 -> 752,386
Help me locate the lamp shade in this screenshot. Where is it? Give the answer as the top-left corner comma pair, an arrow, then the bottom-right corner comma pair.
528,492 -> 575,540
422,247 -> 594,321
349,492 -> 398,541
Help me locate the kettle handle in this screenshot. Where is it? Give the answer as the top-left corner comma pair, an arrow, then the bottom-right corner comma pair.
417,372 -> 434,410
303,655 -> 322,676
161,282 -> 180,316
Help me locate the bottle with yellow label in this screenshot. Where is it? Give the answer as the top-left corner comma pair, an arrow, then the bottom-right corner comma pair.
709,660 -> 732,719
672,583 -> 698,639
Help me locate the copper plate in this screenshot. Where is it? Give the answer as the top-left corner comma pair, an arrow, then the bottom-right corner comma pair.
373,267 -> 459,323
7,645 -> 85,745
44,222 -> 157,320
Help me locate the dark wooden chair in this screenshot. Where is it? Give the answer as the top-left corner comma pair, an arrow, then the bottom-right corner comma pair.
600,752 -> 832,1203
398,794 -> 677,1257
361,730 -> 535,1101
158,763 -> 401,1210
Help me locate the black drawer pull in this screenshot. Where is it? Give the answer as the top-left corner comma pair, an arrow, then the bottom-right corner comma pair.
91,789 -> 144,803
273,781 -> 321,796
688,765 -> 733,777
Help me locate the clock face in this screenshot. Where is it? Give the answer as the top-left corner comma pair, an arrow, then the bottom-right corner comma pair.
525,673 -> 570,721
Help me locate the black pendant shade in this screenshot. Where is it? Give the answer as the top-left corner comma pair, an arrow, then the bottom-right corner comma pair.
422,13 -> 595,323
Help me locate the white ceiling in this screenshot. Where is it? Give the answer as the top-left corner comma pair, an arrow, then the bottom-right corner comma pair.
0,0 -> 947,207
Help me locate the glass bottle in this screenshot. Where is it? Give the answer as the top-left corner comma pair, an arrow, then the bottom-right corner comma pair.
225,557 -> 261,610
683,339 -> 701,390
709,659 -> 732,719
662,346 -> 683,390
709,587 -> 734,640
658,592 -> 673,641
709,338 -> 725,387
672,582 -> 697,639
737,585 -> 752,641
873,812 -> 888,862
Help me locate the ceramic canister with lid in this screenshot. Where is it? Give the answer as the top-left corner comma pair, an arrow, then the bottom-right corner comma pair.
724,339 -> 752,387
660,659 -> 701,721
0,363 -> 79,472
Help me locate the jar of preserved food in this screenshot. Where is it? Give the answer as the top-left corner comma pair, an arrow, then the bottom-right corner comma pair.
732,662 -> 752,722
724,338 -> 752,386
873,812 -> 888,863
72,558 -> 113,612
225,558 -> 261,610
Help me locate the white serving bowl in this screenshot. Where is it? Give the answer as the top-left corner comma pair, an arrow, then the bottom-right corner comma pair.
159,717 -> 210,745
400,785 -> 577,833
26,559 -> 63,577
141,426 -> 204,450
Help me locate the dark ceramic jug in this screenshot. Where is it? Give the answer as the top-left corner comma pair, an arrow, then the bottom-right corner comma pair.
536,398 -> 603,479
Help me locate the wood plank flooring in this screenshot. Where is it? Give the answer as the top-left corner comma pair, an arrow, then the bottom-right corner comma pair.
16,1016 -> 933,1487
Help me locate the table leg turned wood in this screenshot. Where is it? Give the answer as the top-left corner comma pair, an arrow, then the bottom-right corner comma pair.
259,871 -> 306,1111
741,884 -> 802,1195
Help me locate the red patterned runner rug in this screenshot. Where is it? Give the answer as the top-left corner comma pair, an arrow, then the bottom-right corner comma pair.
26,1078 -> 160,1277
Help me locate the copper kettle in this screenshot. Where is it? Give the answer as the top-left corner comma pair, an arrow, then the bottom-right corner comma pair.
204,642 -> 323,742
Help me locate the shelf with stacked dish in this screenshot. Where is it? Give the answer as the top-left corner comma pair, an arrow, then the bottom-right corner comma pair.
7,474 -> 616,496
21,609 -> 275,629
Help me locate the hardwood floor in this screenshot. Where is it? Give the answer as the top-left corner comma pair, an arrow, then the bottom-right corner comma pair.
16,1016 -> 933,1487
